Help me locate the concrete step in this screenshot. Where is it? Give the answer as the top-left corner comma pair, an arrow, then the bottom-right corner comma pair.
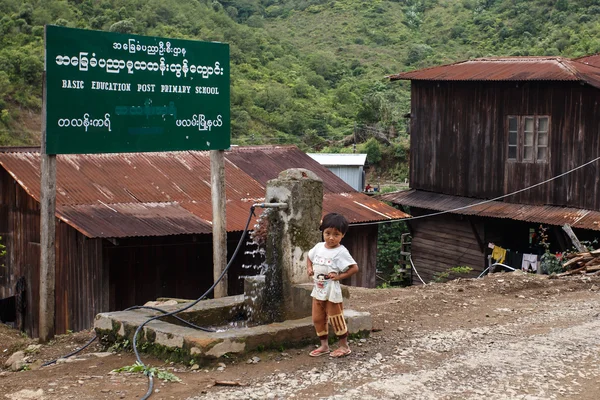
94,307 -> 371,363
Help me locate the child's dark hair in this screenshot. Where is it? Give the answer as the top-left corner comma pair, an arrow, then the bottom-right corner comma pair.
320,213 -> 349,235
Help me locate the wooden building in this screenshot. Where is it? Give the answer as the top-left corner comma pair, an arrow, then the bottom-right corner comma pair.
381,55 -> 600,283
0,145 -> 407,336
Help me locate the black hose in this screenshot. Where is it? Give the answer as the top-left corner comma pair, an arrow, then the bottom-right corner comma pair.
39,206 -> 256,400
125,305 -> 216,332
41,335 -> 98,367
135,205 -> 256,400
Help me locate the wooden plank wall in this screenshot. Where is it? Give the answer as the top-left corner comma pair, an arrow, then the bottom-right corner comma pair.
1,168 -> 41,336
410,81 -> 600,210
55,222 -> 105,333
340,225 -> 378,288
1,168 -> 106,335
106,235 -> 221,311
105,232 -> 267,312
408,208 -> 485,284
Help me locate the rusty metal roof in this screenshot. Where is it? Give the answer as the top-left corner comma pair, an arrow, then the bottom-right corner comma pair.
224,145 -> 354,194
323,192 -> 408,223
379,189 -> 600,231
0,146 -> 409,238
388,56 -> 600,89
574,53 -> 600,68
57,202 -> 214,237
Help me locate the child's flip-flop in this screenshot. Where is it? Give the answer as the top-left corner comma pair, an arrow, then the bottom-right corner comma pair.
330,348 -> 351,358
309,348 -> 330,357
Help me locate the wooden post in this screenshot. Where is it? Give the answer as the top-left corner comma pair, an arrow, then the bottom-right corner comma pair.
39,62 -> 57,342
211,150 -> 227,298
562,224 -> 586,253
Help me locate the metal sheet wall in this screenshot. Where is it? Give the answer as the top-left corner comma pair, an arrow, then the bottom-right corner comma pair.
410,81 -> 600,209
325,166 -> 364,192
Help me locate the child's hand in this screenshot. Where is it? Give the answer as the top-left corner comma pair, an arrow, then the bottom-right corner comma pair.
327,272 -> 339,281
307,267 -> 314,277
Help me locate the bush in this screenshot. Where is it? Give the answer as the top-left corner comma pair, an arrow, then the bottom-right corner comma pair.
405,43 -> 433,65
360,138 -> 383,165
377,221 -> 408,283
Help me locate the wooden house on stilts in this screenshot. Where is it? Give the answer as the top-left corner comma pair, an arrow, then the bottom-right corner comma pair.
381,54 -> 600,284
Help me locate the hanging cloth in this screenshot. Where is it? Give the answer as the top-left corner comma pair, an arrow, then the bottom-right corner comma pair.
491,245 -> 507,264
522,253 -> 538,273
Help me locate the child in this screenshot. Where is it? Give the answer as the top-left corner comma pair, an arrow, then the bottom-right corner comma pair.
307,213 -> 359,358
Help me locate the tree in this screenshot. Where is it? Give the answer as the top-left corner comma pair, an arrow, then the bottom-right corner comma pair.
109,19 -> 135,33
361,138 -> 383,165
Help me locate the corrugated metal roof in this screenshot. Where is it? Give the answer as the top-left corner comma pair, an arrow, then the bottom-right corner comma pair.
379,189 -> 600,231
323,193 -> 408,223
388,56 -> 600,89
574,53 -> 600,68
57,202 -> 214,238
224,145 -> 355,194
0,146 -> 409,238
307,153 -> 367,167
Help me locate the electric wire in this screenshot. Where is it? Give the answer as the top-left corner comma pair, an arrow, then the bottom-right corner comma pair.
360,155 -> 600,283
351,154 -> 600,227
37,154 -> 600,376
133,205 -> 256,400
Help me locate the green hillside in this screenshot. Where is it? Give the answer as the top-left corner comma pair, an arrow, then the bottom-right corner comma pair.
1,0 -> 599,179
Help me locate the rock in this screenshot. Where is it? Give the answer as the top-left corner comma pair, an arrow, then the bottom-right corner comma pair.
218,362 -> 226,368
190,364 -> 200,371
29,360 -> 43,371
251,356 -> 261,364
25,344 -> 42,354
56,357 -> 81,364
0,371 -> 10,377
5,389 -> 44,400
5,351 -> 27,371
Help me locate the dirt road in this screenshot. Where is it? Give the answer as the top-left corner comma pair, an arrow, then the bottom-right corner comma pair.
2,271 -> 600,399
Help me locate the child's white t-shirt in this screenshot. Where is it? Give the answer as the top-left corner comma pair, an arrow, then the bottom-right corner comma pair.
308,242 -> 356,303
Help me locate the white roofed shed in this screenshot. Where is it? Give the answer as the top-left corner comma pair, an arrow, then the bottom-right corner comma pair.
307,153 -> 367,191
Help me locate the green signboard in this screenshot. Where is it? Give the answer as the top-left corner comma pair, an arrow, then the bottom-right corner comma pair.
45,25 -> 230,154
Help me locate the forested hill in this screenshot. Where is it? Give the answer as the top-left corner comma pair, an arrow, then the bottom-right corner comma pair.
1,0 -> 599,169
